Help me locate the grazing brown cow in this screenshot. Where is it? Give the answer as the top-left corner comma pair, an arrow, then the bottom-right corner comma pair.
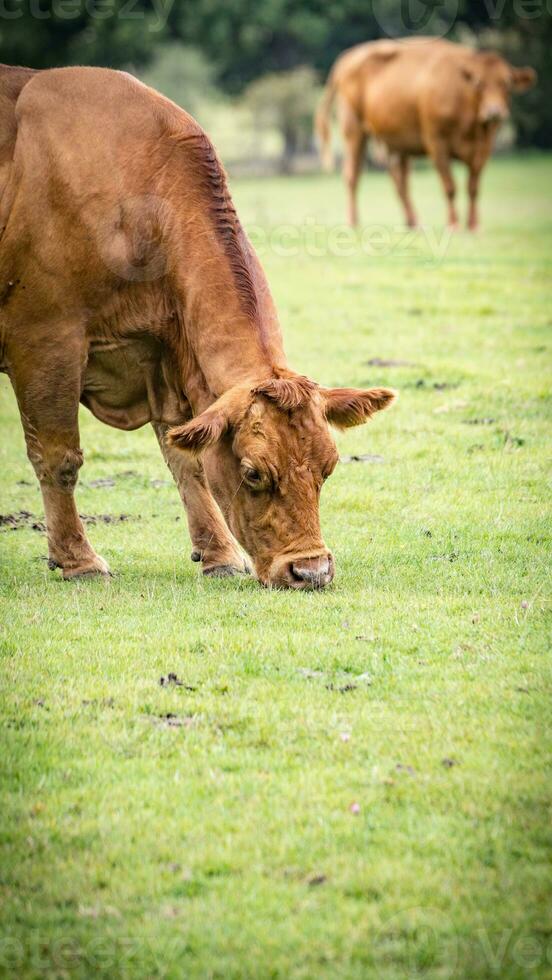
316,38 -> 536,229
0,65 -> 395,589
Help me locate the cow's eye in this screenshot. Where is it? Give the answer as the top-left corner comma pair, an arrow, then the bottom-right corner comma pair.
243,465 -> 263,489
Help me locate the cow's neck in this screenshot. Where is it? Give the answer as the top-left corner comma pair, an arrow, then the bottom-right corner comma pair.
178,252 -> 285,412
167,130 -> 287,412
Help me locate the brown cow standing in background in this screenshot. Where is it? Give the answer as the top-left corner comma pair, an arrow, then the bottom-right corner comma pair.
316,38 -> 536,230
0,65 -> 395,589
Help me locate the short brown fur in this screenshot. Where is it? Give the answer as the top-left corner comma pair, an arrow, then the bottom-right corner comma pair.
0,65 -> 395,589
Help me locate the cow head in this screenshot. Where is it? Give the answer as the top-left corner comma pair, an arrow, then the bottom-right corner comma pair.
462,52 -> 536,125
168,372 -> 396,589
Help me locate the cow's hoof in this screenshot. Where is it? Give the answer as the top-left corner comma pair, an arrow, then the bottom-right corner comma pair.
62,555 -> 112,580
197,549 -> 251,576
63,569 -> 112,581
203,564 -> 240,578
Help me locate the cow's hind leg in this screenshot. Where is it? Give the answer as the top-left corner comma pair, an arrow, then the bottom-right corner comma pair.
339,99 -> 366,228
152,423 -> 249,577
389,154 -> 417,228
10,334 -> 109,579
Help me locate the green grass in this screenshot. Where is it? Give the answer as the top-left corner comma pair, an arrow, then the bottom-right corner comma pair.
1,154 -> 551,979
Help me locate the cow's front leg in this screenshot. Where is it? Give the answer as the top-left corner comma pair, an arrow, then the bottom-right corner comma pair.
11,341 -> 110,579
152,423 -> 249,577
427,137 -> 458,228
467,162 -> 483,231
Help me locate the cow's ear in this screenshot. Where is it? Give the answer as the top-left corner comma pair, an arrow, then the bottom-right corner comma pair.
510,66 -> 536,92
167,406 -> 229,454
168,387 -> 250,454
324,387 -> 396,429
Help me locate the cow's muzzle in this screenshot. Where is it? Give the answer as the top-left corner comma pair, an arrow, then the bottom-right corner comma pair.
267,552 -> 334,590
480,105 -> 509,124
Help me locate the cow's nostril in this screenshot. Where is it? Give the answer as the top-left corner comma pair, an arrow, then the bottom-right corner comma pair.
481,105 -> 508,123
290,556 -> 332,587
292,561 -> 329,581
268,553 -> 334,590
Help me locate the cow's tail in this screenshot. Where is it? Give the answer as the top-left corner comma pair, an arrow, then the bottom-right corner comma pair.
315,71 -> 337,172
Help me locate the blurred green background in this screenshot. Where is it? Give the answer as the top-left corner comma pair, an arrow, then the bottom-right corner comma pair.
1,0 -> 551,174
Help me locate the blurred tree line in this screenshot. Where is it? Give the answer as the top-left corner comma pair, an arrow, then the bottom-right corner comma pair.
0,0 -> 550,147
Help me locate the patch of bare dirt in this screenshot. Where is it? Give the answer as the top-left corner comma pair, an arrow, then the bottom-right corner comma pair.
0,511 -> 135,532
340,453 -> 385,464
86,471 -> 170,489
0,511 -> 45,532
396,763 -> 416,775
88,477 -> 116,488
159,673 -> 197,691
150,713 -> 197,729
412,379 -> 461,391
366,357 -> 416,367
80,514 -> 133,525
326,682 -> 358,694
81,698 -> 115,708
299,668 -> 371,693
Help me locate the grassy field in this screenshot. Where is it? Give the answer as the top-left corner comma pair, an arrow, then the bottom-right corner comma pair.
1,154 -> 551,979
